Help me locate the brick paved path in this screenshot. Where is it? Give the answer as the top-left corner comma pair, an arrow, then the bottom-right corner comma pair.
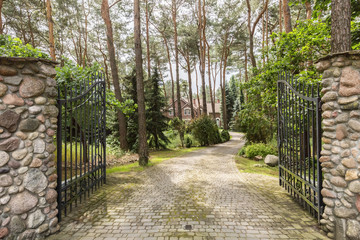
48,133 -> 328,240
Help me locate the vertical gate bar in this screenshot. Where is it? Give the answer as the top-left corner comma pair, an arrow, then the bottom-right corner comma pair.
287,73 -> 292,196
79,90 -> 83,204
69,89 -> 73,212
306,85 -> 310,205
287,73 -> 292,194
97,73 -> 100,189
294,78 -> 300,203
292,77 -> 297,200
91,73 -> 95,193
297,81 -> 300,183
97,74 -> 100,186
57,89 -> 63,222
74,85 -> 78,207
311,85 -> 317,214
291,75 -> 296,200
277,73 -> 282,186
290,74 -> 294,196
103,73 -> 107,184
95,73 -> 98,189
316,95 -> 323,222
285,72 -> 289,193
94,74 -> 97,190
64,88 -> 68,216
283,73 -> 287,190
80,78 -> 84,205
87,74 -> 90,198
302,82 -> 307,188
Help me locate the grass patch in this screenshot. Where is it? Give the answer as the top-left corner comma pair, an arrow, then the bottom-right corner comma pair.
107,147 -> 203,174
235,155 -> 278,177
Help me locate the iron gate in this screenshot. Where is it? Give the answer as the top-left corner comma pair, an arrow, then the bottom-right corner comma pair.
57,72 -> 106,221
277,72 -> 323,221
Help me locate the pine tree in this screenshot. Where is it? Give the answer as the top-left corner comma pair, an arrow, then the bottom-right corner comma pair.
123,70 -> 139,151
145,69 -> 170,149
134,0 -> 149,165
221,82 -> 235,128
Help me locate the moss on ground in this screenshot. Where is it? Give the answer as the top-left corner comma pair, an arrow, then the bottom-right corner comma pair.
235,155 -> 278,177
107,147 -> 203,174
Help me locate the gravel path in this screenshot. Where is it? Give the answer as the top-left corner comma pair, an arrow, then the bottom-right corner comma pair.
48,133 -> 328,240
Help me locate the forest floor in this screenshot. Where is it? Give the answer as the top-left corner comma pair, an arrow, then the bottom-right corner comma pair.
47,133 -> 328,240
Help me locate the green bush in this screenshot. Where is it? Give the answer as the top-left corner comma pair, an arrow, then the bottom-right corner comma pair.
0,35 -> 49,58
238,147 -> 246,156
232,105 -> 273,143
185,136 -> 192,148
170,117 -> 185,147
190,115 -> 221,146
220,129 -> 230,142
244,143 -> 277,159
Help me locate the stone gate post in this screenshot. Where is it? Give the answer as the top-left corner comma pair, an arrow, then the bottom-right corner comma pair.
0,57 -> 59,239
317,51 -> 360,239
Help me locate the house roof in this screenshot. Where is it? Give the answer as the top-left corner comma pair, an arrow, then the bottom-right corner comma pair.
168,98 -> 221,114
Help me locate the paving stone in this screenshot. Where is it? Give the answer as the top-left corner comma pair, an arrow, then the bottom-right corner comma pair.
47,133 -> 328,240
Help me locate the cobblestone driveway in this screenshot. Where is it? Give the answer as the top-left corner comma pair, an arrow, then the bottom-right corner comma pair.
48,133 -> 328,240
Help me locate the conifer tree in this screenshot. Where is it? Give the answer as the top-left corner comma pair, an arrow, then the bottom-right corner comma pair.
145,69 -> 170,149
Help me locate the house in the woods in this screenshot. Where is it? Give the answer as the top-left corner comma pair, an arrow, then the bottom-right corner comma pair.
164,98 -> 222,127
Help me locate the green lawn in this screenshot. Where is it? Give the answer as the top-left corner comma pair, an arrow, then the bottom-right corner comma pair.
107,147 -> 203,174
235,156 -> 278,177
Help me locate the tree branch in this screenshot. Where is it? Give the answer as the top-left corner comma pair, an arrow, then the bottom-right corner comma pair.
109,0 -> 121,9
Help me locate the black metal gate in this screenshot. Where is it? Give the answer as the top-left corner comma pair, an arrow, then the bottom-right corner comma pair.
277,72 -> 323,221
56,72 -> 106,221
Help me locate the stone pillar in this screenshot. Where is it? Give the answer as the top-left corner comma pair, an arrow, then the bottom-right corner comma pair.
316,51 -> 360,240
0,57 -> 59,239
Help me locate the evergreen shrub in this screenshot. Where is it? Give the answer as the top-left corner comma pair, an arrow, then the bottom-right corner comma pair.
185,136 -> 192,148
190,115 -> 221,146
220,129 -> 230,142
244,143 -> 277,159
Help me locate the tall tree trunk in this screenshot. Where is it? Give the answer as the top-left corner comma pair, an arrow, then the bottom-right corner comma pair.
331,0 -> 351,54
186,56 -> 195,119
211,62 -> 217,104
246,0 -> 269,68
157,29 -> 176,115
219,50 -> 224,128
27,12 -> 35,47
96,33 -> 111,90
206,42 -> 215,119
145,0 -> 151,77
279,0 -> 283,33
101,0 -> 128,151
134,0 -> 149,165
46,0 -> 56,61
0,0 -> 3,34
222,48 -> 228,130
262,0 -> 265,67
244,45 -> 248,82
198,0 -> 207,115
82,0 -> 88,66
195,66 -> 201,116
165,39 -> 176,116
266,4 -> 269,63
282,0 -> 292,33
305,0 -> 312,20
172,0 -> 182,120
248,33 -> 256,68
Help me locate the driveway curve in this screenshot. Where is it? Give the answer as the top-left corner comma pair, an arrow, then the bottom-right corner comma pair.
48,132 -> 328,240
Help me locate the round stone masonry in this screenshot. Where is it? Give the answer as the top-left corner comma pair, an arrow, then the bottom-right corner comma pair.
317,51 -> 360,240
0,57 -> 59,239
